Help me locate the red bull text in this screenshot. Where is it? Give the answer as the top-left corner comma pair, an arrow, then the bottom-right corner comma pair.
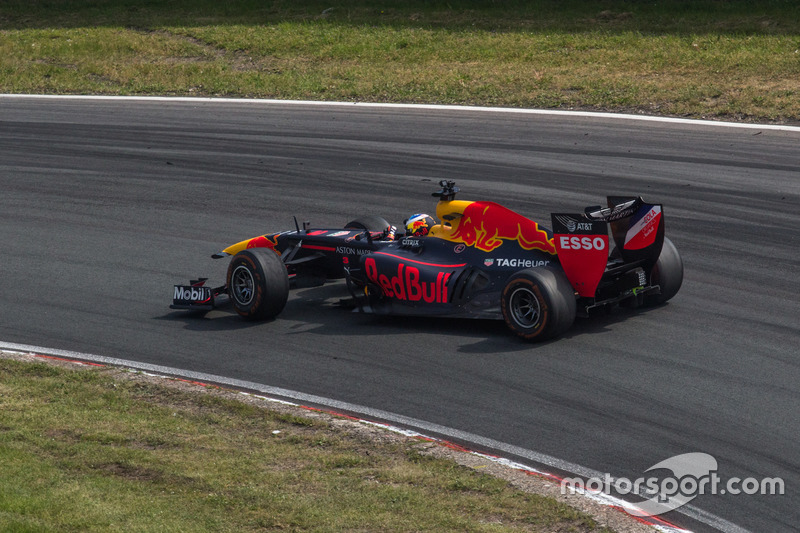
364,257 -> 451,303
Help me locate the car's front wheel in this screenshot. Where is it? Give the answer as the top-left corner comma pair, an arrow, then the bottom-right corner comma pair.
227,249 -> 289,320
344,215 -> 391,232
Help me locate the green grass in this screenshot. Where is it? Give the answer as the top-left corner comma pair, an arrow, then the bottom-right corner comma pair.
0,357 -> 612,532
1,1 -> 799,122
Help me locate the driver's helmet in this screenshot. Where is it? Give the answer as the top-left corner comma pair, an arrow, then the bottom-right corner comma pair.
404,213 -> 436,237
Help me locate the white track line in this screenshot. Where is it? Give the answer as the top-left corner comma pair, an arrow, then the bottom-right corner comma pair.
1,340 -> 751,533
1,93 -> 799,132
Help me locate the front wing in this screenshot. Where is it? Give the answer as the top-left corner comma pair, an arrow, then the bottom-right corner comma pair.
170,279 -> 227,311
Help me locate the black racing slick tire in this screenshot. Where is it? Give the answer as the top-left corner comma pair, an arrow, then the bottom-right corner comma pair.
644,237 -> 683,306
501,267 -> 577,341
344,215 -> 391,232
226,249 -> 289,320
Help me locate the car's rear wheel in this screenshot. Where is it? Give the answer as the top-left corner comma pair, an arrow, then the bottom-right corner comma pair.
644,237 -> 683,306
227,249 -> 289,320
344,215 -> 391,232
501,267 -> 576,341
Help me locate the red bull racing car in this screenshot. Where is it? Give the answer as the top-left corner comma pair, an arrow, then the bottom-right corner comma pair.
171,181 -> 682,341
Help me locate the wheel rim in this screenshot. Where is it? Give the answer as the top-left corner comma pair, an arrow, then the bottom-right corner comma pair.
231,265 -> 255,305
509,287 -> 541,329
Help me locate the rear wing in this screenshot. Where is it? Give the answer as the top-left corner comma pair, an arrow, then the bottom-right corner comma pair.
551,215 -> 609,297
552,197 -> 665,298
588,196 -> 665,266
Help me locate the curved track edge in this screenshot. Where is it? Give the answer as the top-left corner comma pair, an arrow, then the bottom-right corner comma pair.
1,341 -> 750,533
1,93 -> 799,132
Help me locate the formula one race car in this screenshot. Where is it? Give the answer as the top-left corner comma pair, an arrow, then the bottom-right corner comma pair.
171,181 -> 682,341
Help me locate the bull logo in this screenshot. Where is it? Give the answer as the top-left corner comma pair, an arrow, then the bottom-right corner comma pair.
410,220 -> 426,231
447,201 -> 556,254
246,234 -> 281,253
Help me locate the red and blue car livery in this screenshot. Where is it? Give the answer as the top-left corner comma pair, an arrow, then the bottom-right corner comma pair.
172,181 -> 682,341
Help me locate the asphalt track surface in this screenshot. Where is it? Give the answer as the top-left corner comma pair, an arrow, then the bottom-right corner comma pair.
1,96 -> 798,532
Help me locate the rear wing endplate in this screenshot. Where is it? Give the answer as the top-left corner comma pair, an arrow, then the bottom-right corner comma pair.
552,197 -> 666,298
551,215 -> 609,298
